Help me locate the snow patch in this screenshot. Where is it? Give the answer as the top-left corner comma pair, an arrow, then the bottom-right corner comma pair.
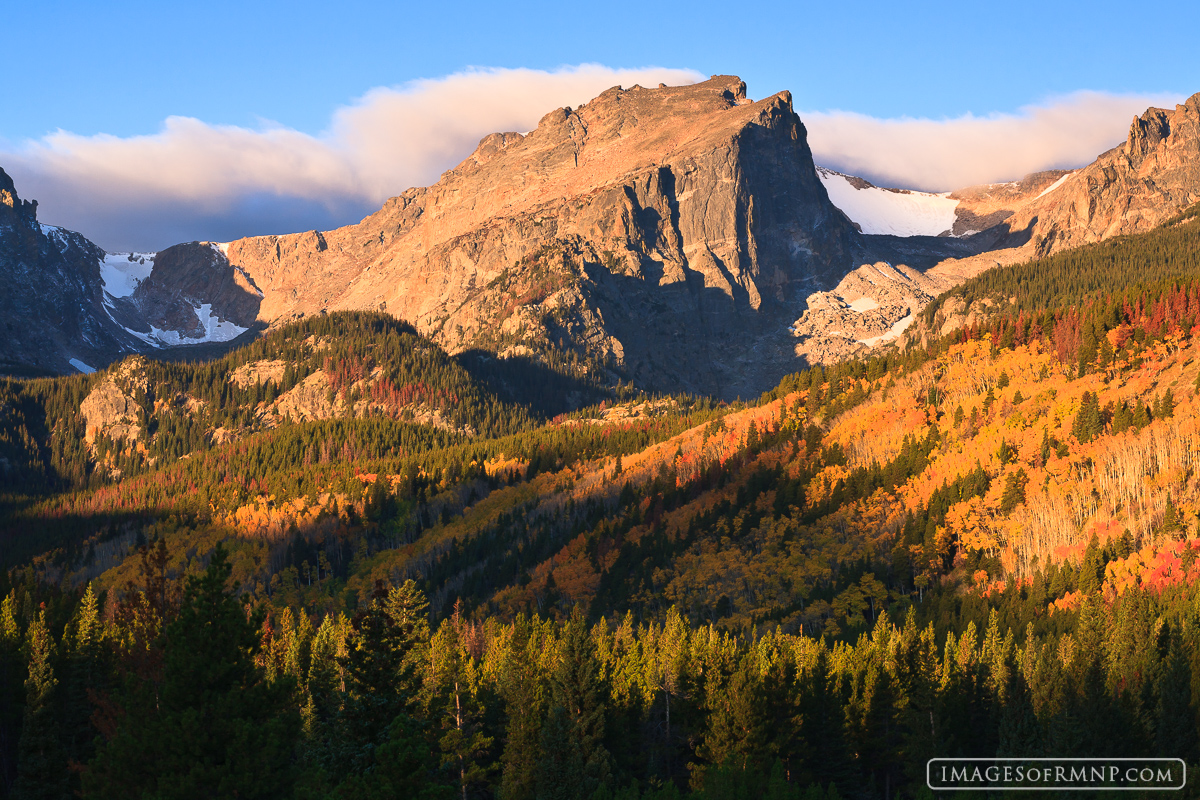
1036,171 -> 1076,199
118,325 -> 162,348
68,358 -> 95,374
817,167 -> 960,237
193,303 -> 247,342
100,252 -> 155,298
858,312 -> 915,347
40,224 -> 70,252
112,303 -> 247,348
848,297 -> 880,313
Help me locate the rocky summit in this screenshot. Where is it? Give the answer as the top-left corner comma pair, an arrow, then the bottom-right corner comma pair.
1006,95 -> 1200,254
208,76 -> 861,398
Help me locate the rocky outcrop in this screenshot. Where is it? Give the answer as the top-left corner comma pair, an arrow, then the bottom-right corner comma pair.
79,357 -> 150,444
229,359 -> 287,389
789,262 -> 951,363
215,76 -> 861,397
949,170 -> 1074,237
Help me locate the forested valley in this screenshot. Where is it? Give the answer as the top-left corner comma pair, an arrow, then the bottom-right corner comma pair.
3,212 -> 1200,798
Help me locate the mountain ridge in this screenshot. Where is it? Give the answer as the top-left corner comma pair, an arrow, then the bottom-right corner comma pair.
6,82 -> 1200,395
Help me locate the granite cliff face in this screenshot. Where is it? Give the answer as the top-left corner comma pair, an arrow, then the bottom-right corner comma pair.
211,76 -> 860,397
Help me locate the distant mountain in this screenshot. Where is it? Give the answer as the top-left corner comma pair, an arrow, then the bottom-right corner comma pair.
0,168 -> 136,376
1007,94 -> 1200,254
788,92 -> 1200,364
0,167 -> 260,376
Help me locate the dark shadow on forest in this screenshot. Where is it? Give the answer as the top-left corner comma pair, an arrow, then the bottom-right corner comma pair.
0,502 -> 158,572
455,349 -> 615,420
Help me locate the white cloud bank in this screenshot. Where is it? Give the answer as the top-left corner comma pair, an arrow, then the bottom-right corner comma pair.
1,65 -> 703,251
804,90 -> 1185,192
1,70 -> 1185,251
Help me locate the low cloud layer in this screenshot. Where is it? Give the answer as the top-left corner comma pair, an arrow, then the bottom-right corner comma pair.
804,90 -> 1185,192
1,72 -> 1185,252
1,65 -> 703,252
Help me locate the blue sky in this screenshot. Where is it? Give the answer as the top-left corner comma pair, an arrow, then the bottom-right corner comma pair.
7,0 -> 1198,140
3,0 -> 1199,250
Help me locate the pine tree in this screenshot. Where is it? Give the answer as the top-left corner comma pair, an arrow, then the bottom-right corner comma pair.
698,658 -> 770,775
430,614 -> 495,800
61,584 -> 107,788
335,580 -> 430,775
1159,389 -> 1176,419
1000,470 -> 1027,515
534,705 -> 580,800
537,610 -> 612,799
332,714 -> 452,800
1132,402 -> 1151,430
304,613 -> 343,741
14,610 -> 68,800
498,617 -> 547,800
1153,640 -> 1195,762
0,592 -> 23,795
1071,392 -> 1102,443
996,664 -> 1042,758
1161,495 -> 1184,537
797,650 -> 855,794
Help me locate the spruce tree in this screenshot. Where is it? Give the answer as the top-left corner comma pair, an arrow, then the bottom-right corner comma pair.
537,610 -> 612,799
61,584 -> 107,788
498,617 -> 547,800
14,610 -> 68,800
335,580 -> 430,776
430,616 -> 495,800
1000,469 -> 1027,515
1154,641 -> 1195,762
1071,392 -> 1102,443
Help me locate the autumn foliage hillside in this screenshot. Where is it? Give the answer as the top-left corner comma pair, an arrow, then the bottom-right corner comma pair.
3,215 -> 1200,645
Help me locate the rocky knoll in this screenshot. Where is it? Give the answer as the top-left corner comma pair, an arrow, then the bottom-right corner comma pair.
789,261 -> 952,363
213,76 -> 860,398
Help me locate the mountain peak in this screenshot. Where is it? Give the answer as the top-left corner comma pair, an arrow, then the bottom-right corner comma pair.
0,166 -> 37,224
209,76 -> 859,397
